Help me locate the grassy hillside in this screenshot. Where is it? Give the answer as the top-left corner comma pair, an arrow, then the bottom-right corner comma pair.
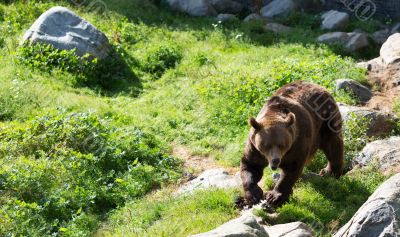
0,0 -> 398,236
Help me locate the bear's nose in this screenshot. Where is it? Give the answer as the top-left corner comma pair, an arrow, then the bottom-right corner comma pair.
271,158 -> 280,167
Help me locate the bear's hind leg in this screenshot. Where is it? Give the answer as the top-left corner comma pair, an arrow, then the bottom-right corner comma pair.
320,133 -> 344,178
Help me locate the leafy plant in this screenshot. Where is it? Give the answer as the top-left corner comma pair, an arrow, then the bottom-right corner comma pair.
17,43 -> 96,74
143,44 -> 183,78
343,113 -> 373,167
0,110 -> 181,236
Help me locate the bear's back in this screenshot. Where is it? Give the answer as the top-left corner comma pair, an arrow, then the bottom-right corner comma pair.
275,81 -> 342,133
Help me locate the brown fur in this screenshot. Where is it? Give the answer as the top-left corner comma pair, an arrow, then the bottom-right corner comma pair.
240,81 -> 344,207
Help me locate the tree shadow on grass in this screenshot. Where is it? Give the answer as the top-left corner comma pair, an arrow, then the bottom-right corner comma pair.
101,0 -> 380,62
78,46 -> 143,97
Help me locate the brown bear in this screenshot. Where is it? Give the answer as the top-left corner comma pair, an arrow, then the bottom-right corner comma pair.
240,81 -> 344,207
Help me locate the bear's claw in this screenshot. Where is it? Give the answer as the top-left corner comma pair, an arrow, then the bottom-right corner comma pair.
264,190 -> 285,207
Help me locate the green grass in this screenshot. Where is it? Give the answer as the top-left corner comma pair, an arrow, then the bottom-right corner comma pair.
262,166 -> 386,236
97,188 -> 240,237
0,0 -> 395,236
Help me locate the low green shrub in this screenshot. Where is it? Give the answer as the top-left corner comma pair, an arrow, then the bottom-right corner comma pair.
0,109 -> 181,236
343,113 -> 373,167
17,43 -> 95,74
197,55 -> 364,127
17,43 -> 139,94
2,0 -> 51,35
143,44 -> 183,78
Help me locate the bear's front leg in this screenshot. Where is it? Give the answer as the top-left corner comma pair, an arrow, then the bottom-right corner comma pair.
240,158 -> 265,205
265,164 -> 303,207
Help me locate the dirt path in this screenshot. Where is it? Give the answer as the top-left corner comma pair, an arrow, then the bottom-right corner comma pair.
171,145 -> 269,189
172,145 -> 239,175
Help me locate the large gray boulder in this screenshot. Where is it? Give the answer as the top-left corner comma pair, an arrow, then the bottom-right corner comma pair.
167,0 -> 217,16
22,6 -> 110,59
211,0 -> 244,14
335,79 -> 373,103
260,0 -> 298,18
190,213 -> 269,237
317,32 -> 369,52
321,10 -> 350,31
339,104 -> 395,137
265,222 -> 314,237
334,173 -> 400,237
353,137 -> 400,173
176,168 -> 241,195
380,33 -> 400,65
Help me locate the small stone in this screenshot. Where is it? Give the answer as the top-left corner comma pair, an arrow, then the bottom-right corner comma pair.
371,29 -> 391,45
335,79 -> 373,103
260,0 -> 298,18
353,137 -> 400,173
263,23 -> 292,34
345,32 -> 369,52
321,10 -> 350,31
317,32 -> 349,44
216,13 -> 237,22
243,13 -> 264,22
167,0 -> 217,17
176,168 -> 241,195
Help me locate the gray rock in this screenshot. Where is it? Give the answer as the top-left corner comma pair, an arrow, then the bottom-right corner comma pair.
263,23 -> 292,34
334,173 -> 400,237
339,104 -> 395,137
243,13 -> 265,22
345,32 -> 369,52
22,6 -> 110,59
380,33 -> 400,65
167,0 -> 217,16
176,168 -> 241,195
335,79 -> 373,103
211,0 -> 244,14
321,10 -> 350,31
353,137 -> 400,173
191,213 -> 269,237
317,32 -> 349,44
372,29 -> 391,45
216,13 -> 237,22
317,32 -> 369,52
265,222 -> 314,237
260,0 -> 298,18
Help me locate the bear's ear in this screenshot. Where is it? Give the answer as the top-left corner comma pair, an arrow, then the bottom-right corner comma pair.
249,117 -> 262,130
285,113 -> 295,127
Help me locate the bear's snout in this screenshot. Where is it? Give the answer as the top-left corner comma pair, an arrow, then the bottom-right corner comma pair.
271,158 -> 281,170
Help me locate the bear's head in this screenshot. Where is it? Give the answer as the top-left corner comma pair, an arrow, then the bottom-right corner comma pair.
249,112 -> 296,170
